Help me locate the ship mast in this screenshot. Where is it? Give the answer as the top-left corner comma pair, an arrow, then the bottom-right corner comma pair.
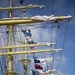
0,0 -> 72,75
7,0 -> 13,75
0,0 -> 47,75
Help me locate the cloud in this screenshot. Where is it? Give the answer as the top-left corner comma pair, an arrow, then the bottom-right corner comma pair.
54,56 -> 67,66
60,56 -> 67,64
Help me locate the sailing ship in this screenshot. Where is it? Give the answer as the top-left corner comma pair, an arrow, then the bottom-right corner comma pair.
0,0 -> 72,75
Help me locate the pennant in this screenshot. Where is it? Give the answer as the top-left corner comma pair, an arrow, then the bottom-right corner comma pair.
34,59 -> 40,63
32,70 -> 36,75
30,47 -> 35,50
22,30 -> 32,37
28,41 -> 34,44
33,56 -> 40,63
28,41 -> 35,50
34,64 -> 42,70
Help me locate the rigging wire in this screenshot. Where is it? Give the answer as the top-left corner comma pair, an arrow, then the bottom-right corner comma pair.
49,23 -> 53,70
41,27 -> 46,65
3,28 -> 8,73
13,25 -> 17,72
16,25 -> 23,41
15,20 -> 64,73
0,26 -> 8,74
0,32 -> 6,41
4,26 -> 9,73
49,0 -> 55,69
0,26 -> 8,42
49,0 -> 55,70
52,23 -> 60,67
49,23 -> 60,74
0,25 -> 55,33
14,25 -> 21,62
0,21 -> 68,33
17,23 -> 56,31
52,0 -> 55,15
56,21 -> 70,74
0,61 -> 3,75
13,25 -> 24,73
49,23 -> 58,72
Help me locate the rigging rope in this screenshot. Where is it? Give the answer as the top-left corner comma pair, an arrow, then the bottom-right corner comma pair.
17,23 -> 56,31
0,30 -> 6,41
62,22 -> 70,49
15,25 -> 22,61
0,26 -> 8,74
13,25 -> 17,72
0,61 -> 3,75
49,23 -> 53,70
49,23 -> 60,74
50,23 -> 57,71
56,21 -> 70,74
52,0 -> 55,15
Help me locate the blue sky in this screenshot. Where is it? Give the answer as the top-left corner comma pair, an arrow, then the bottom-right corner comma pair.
0,0 -> 75,75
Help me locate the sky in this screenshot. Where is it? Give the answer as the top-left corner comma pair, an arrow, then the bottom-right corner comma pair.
0,0 -> 75,75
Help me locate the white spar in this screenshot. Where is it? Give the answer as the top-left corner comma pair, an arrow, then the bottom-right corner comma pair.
0,15 -> 72,25
30,15 -> 72,22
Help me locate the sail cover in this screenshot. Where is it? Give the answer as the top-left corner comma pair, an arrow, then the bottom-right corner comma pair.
2,15 -> 72,22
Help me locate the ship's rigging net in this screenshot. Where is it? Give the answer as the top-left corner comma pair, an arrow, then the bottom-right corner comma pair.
0,0 -> 72,75
0,20 -> 70,75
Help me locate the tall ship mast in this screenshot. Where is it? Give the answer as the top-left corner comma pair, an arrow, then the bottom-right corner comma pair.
0,0 -> 72,75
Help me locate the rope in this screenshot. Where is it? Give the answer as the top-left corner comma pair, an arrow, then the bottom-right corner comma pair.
56,21 -> 70,74
14,25 -> 21,62
0,26 -> 8,73
52,0 -> 55,15
50,23 -> 56,71
0,32 -> 5,41
3,35 -> 7,73
49,23 -> 53,70
62,22 -> 70,49
4,26 -> 9,73
0,61 -> 3,75
49,23 -> 60,75
16,25 -> 23,41
13,26 -> 17,71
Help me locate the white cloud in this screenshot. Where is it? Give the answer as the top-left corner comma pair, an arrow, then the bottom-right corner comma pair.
55,56 -> 67,65
60,56 -> 67,64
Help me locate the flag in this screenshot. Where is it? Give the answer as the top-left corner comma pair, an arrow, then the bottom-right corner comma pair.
22,30 -> 32,37
34,64 -> 42,70
30,46 -> 35,50
32,70 -> 36,75
34,59 -> 40,63
27,38 -> 35,50
33,56 -> 40,63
